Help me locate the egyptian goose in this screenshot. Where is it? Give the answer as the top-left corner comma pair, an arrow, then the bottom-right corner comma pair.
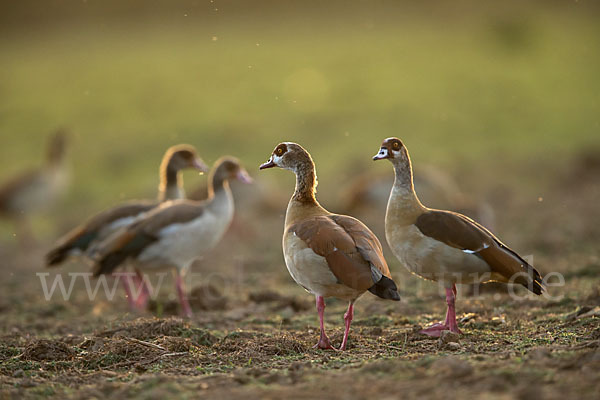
0,130 -> 69,245
91,157 -> 251,317
46,144 -> 207,267
259,142 -> 400,350
373,137 -> 545,336
46,144 -> 207,310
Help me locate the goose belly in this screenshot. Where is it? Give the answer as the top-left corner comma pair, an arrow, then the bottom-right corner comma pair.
8,175 -> 51,213
137,213 -> 230,272
13,170 -> 69,213
283,233 -> 362,301
387,224 -> 491,285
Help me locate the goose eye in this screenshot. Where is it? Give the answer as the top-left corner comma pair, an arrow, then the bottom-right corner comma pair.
276,148 -> 283,156
392,142 -> 400,150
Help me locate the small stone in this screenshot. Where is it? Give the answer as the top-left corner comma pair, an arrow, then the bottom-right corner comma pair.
445,342 -> 461,351
460,313 -> 477,323
12,369 -> 24,378
439,330 -> 460,344
438,330 -> 461,350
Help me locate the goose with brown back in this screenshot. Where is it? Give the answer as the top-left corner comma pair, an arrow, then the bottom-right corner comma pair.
46,144 -> 207,310
46,144 -> 207,267
92,157 -> 251,317
260,142 -> 400,350
373,137 -> 545,336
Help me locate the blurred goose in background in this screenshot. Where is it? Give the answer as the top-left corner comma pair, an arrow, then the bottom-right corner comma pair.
0,130 -> 69,246
46,144 -> 207,309
46,144 -> 207,266
374,137 -> 545,337
92,157 -> 252,317
260,142 -> 400,350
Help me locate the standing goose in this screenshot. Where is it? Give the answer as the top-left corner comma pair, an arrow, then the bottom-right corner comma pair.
259,142 -> 400,350
46,144 -> 208,267
46,144 -> 206,310
92,157 -> 251,317
373,137 -> 545,336
0,130 -> 69,245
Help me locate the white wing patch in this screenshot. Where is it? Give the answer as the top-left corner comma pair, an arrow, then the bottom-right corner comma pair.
462,243 -> 489,254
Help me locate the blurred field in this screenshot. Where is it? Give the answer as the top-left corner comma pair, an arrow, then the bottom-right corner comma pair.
1,1 -> 599,399
2,0 -> 600,223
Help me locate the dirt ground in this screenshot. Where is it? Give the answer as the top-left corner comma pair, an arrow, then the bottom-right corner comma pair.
1,155 -> 599,399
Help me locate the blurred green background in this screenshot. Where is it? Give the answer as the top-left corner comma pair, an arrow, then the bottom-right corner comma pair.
1,0 -> 599,236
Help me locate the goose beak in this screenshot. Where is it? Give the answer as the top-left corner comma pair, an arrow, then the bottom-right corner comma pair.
237,169 -> 253,184
193,158 -> 209,174
372,147 -> 389,161
259,159 -> 276,170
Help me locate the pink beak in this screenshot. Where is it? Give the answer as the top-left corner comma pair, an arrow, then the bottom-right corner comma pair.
237,169 -> 253,184
192,158 -> 209,173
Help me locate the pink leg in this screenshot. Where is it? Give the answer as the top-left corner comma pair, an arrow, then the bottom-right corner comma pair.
441,284 -> 459,326
133,270 -> 150,309
313,296 -> 335,350
175,274 -> 193,318
420,284 -> 462,337
445,285 -> 462,334
338,302 -> 354,351
122,272 -> 149,311
120,275 -> 137,310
